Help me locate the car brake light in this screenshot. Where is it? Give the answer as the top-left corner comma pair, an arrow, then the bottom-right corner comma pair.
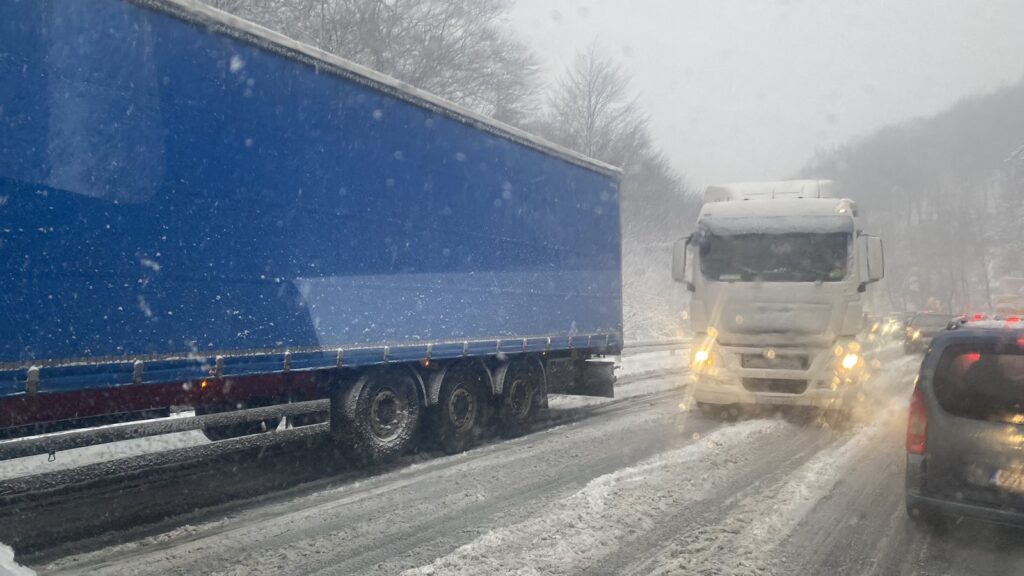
907,385 -> 928,454
1007,316 -> 1021,323
973,314 -> 986,321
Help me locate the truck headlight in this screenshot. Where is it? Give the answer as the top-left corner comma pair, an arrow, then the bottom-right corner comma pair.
841,353 -> 859,370
692,347 -> 717,373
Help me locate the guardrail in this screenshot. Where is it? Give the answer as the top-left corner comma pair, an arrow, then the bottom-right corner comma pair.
0,339 -> 691,462
620,338 -> 689,356
0,400 -> 329,461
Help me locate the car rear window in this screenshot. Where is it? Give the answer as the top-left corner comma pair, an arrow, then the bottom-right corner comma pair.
933,342 -> 1024,422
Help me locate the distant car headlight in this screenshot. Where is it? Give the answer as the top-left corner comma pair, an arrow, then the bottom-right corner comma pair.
841,353 -> 859,370
911,330 -> 921,341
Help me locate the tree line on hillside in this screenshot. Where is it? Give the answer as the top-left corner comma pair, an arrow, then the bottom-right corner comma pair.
801,79 -> 1024,314
201,0 -> 698,338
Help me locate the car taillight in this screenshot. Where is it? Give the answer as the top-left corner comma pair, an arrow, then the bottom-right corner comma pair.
907,385 -> 928,454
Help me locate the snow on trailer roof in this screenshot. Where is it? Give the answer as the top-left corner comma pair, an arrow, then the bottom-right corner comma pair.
698,198 -> 856,235
131,0 -> 622,179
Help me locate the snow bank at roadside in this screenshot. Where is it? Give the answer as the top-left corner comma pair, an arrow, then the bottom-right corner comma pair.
403,418 -> 785,576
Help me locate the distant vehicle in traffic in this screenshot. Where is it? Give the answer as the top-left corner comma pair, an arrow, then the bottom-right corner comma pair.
903,313 -> 956,354
905,320 -> 1024,530
866,313 -> 908,344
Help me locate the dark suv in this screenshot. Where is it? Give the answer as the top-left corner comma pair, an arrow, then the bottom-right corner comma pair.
905,321 -> 1024,529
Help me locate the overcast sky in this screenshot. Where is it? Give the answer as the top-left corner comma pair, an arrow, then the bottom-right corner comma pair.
509,0 -> 1024,188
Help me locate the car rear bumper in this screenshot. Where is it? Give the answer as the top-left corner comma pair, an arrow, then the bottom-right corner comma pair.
906,490 -> 1024,527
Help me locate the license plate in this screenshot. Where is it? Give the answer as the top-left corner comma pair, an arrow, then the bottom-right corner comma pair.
993,469 -> 1024,494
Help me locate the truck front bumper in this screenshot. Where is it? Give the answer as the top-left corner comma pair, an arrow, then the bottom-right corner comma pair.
690,343 -> 863,410
692,377 -> 856,409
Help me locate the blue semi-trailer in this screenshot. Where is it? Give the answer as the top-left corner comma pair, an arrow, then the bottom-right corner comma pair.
0,0 -> 623,458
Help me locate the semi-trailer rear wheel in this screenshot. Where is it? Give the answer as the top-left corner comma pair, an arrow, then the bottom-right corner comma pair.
499,358 -> 543,438
433,362 -> 489,454
332,367 -> 422,463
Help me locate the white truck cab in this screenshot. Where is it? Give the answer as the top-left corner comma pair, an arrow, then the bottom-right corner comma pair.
672,180 -> 884,411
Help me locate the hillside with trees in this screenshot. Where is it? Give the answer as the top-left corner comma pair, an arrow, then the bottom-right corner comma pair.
801,78 -> 1024,314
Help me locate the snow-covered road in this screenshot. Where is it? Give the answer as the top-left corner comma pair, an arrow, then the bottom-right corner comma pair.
13,351 -> 1024,575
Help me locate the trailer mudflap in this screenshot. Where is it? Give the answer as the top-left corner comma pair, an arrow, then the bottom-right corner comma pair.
545,359 -> 615,398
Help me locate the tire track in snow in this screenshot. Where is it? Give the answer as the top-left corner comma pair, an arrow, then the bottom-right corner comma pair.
629,420 -> 887,576
402,419 -> 787,576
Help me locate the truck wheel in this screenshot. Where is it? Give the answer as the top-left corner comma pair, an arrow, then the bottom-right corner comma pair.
196,401 -> 281,442
499,358 -> 542,438
333,367 -> 422,464
433,363 -> 489,454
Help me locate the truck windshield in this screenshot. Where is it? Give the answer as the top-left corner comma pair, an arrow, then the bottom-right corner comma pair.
699,232 -> 849,282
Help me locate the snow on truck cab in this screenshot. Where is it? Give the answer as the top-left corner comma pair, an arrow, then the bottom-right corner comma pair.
672,180 -> 884,411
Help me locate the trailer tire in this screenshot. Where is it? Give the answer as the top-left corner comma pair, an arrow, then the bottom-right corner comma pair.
499,358 -> 543,438
196,401 -> 281,441
433,363 -> 489,454
333,367 -> 422,464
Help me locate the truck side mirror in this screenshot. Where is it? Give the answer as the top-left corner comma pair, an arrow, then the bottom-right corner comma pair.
857,234 -> 884,292
672,236 -> 694,291
865,235 -> 884,283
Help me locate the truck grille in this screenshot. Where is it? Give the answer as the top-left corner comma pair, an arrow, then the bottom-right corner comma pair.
743,379 -> 808,394
740,354 -> 809,370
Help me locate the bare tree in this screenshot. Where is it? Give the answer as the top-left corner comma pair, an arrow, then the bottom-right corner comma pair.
199,0 -> 541,124
535,45 -> 698,339
541,44 -> 649,168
